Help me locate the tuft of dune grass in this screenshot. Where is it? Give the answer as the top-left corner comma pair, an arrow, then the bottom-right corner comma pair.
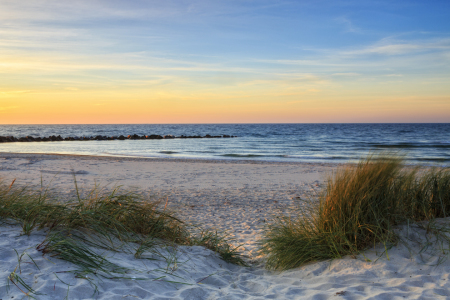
0,181 -> 189,242
0,178 -> 246,276
261,155 -> 450,270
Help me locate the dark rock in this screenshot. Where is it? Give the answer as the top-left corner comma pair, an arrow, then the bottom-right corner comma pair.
118,135 -> 126,140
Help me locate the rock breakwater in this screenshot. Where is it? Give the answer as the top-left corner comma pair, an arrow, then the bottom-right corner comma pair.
0,134 -> 236,143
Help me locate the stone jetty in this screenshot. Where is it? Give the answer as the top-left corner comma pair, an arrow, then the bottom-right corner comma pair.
0,134 -> 236,143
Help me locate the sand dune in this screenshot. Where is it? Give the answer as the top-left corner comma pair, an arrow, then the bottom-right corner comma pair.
1,153 -> 449,299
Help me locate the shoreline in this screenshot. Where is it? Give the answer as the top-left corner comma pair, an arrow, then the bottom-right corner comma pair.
0,151 -> 343,166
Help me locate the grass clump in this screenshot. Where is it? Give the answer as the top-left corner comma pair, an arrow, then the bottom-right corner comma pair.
0,182 -> 189,244
0,180 -> 244,259
261,155 -> 450,270
0,178 -> 245,294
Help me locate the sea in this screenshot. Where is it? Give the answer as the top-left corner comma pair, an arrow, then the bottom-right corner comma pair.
0,124 -> 449,166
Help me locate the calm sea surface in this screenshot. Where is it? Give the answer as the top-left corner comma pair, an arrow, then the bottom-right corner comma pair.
0,124 -> 449,166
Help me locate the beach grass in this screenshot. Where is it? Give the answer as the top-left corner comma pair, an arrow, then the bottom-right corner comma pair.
0,176 -> 245,296
261,155 -> 450,270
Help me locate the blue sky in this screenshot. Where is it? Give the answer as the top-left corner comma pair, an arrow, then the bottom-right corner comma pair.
1,0 -> 449,123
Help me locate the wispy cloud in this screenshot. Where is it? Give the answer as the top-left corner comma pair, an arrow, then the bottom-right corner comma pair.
0,90 -> 31,95
0,0 -> 186,22
343,38 -> 450,56
385,74 -> 403,77
256,59 -> 354,67
0,0 -> 291,24
332,72 -> 360,77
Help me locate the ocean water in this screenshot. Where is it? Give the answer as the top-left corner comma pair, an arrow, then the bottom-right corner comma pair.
0,124 -> 449,166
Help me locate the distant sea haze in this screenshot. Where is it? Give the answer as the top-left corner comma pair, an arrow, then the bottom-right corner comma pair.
0,124 -> 449,166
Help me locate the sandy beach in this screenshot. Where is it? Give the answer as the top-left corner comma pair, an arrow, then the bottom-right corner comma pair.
1,153 -> 449,299
0,153 -> 335,259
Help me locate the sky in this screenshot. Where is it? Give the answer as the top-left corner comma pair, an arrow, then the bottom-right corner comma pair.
1,0 -> 449,124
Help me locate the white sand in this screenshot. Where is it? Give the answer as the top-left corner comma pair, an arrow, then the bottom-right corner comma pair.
1,153 -> 449,299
